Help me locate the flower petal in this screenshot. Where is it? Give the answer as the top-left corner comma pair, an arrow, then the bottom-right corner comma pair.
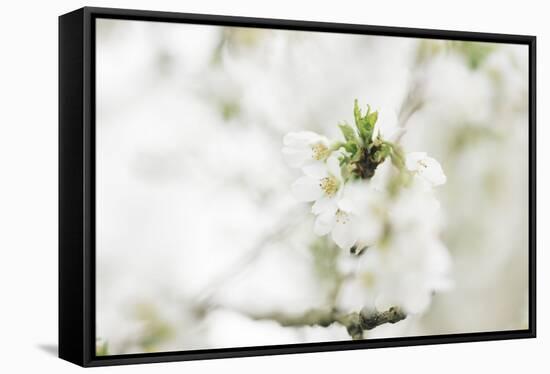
282,147 -> 311,168
405,152 -> 446,187
331,216 -> 358,250
312,196 -> 338,215
337,196 -> 354,213
405,152 -> 427,171
420,157 -> 447,186
326,153 -> 342,179
291,176 -> 323,202
314,210 -> 336,236
302,162 -> 328,178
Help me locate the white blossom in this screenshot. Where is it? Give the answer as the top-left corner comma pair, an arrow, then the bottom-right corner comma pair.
282,131 -> 330,169
283,102 -> 451,317
312,182 -> 384,251
290,150 -> 344,205
338,231 -> 452,315
405,151 -> 447,188
313,196 -> 357,251
337,185 -> 452,314
367,234 -> 450,314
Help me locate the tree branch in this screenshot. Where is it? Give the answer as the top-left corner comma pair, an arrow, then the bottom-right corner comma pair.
248,306 -> 406,340
195,207 -> 306,307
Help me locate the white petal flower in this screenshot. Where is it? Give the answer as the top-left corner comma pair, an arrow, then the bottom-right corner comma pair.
336,270 -> 377,312
311,195 -> 338,215
331,207 -> 358,250
313,198 -> 358,251
290,151 -> 344,205
282,131 -> 330,168
338,232 -> 452,315
290,175 -> 325,202
373,234 -> 452,314
313,207 -> 337,236
336,182 -> 452,315
405,152 -> 447,188
341,182 -> 384,246
312,182 -> 382,251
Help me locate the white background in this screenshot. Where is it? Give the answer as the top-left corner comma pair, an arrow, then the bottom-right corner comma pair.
0,0 -> 545,372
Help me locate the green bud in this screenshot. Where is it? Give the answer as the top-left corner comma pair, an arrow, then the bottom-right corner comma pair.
338,122 -> 359,143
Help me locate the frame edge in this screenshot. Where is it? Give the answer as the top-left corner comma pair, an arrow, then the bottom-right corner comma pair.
59,7 -> 87,367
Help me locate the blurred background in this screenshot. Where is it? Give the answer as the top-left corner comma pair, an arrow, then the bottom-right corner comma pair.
95,18 -> 529,355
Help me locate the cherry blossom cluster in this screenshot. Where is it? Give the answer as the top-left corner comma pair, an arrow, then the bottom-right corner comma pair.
282,101 -> 451,314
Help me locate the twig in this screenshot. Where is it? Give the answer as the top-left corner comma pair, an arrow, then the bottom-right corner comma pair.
247,306 -> 406,340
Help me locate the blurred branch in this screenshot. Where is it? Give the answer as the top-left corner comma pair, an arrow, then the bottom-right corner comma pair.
247,306 -> 406,340
398,84 -> 424,130
195,207 -> 307,307
395,46 -> 432,142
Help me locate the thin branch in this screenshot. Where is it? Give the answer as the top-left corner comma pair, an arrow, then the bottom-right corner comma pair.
247,306 -> 406,340
194,207 -> 307,307
395,53 -> 432,143
396,81 -> 425,143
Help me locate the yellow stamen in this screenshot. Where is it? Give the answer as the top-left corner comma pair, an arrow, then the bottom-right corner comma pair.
319,176 -> 339,197
311,142 -> 329,161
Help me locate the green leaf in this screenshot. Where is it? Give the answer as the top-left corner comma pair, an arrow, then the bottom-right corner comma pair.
367,111 -> 378,127
343,141 -> 358,155
357,122 -> 369,144
353,99 -> 362,127
338,122 -> 358,143
353,101 -> 377,145
373,143 -> 391,163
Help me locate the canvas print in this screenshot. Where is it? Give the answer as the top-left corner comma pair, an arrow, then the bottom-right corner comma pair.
95,18 -> 529,356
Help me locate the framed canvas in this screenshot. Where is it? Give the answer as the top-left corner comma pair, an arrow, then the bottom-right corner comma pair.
59,6 -> 536,367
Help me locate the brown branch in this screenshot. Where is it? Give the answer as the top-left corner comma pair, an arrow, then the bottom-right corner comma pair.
248,306 -> 406,340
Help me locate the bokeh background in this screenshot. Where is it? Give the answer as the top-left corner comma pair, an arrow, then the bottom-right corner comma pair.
95,18 -> 529,355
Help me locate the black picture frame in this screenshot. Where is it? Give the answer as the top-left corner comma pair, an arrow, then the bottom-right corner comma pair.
59,6 -> 537,367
